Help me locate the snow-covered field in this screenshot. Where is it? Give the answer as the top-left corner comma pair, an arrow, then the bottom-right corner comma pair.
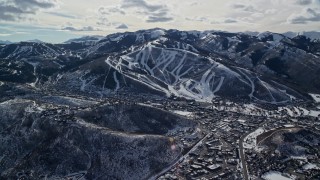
262,171 -> 294,180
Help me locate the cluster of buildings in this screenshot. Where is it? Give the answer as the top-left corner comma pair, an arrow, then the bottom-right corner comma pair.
33,92 -> 320,179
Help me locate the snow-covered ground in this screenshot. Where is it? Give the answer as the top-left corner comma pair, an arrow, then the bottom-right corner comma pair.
243,128 -> 265,150
278,106 -> 320,118
309,93 -> 320,103
42,96 -> 98,107
27,61 -> 39,88
151,29 -> 166,39
171,110 -> 194,117
262,171 -> 294,180
303,163 -> 320,170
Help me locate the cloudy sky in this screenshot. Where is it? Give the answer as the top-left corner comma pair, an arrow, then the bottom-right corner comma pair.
0,0 -> 319,43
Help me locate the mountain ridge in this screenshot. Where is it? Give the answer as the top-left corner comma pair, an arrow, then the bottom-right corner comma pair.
0,28 -> 319,104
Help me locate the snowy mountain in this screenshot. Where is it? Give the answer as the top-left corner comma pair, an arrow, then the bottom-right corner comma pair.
283,31 -> 320,41
64,35 -> 104,44
1,28 -> 319,104
244,31 -> 320,41
104,44 -> 300,104
0,42 -> 66,59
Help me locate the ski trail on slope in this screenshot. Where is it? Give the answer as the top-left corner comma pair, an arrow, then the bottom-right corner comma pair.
102,66 -> 112,91
113,71 -> 120,91
237,68 -> 255,99
212,77 -> 225,96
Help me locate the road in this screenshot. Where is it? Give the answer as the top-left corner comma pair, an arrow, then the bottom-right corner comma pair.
257,127 -> 301,146
239,133 -> 250,180
148,133 -> 211,180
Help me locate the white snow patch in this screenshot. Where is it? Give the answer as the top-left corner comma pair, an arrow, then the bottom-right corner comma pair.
151,29 -> 166,39
284,124 -> 295,128
309,93 -> 320,103
309,110 -> 320,117
243,128 -> 265,150
27,61 -> 39,88
262,171 -> 293,180
303,163 -> 320,170
227,37 -> 241,43
110,35 -> 124,42
171,110 -> 193,117
237,119 -> 246,123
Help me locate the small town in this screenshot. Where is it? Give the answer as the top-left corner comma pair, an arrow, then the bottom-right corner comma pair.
23,90 -> 320,180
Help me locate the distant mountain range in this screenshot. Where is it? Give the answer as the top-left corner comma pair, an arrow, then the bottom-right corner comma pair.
64,35 -> 104,44
243,31 -> 320,41
0,29 -> 319,104
282,31 -> 320,41
23,39 -> 44,43
0,40 -> 12,45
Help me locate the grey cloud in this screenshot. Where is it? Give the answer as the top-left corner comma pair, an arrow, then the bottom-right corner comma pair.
109,7 -> 126,15
211,18 -> 238,24
120,0 -> 173,23
98,6 -> 126,15
116,23 -> 129,29
62,27 -> 78,31
46,12 -> 77,19
231,3 -> 258,12
0,0 -> 57,21
97,17 -> 110,26
231,4 -> 246,9
0,5 -> 26,21
296,0 -> 313,5
186,16 -> 209,22
95,0 -> 173,24
97,6 -> 126,26
146,16 -> 173,23
190,2 -> 199,6
121,0 -> 165,12
62,26 -> 101,31
224,19 -> 238,23
288,8 -> 320,24
12,0 -> 56,9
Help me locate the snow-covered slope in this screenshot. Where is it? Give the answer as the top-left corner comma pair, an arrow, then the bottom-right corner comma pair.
105,44 -> 301,103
